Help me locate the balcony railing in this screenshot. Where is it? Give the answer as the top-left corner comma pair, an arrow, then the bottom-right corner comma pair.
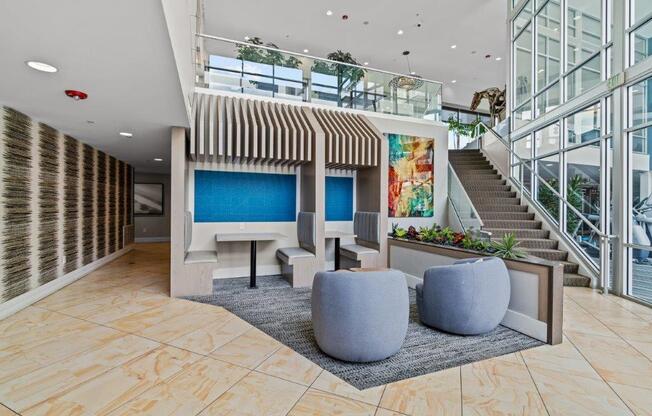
195,34 -> 443,122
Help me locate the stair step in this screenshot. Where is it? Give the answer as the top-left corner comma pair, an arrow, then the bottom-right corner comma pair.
514,238 -> 559,249
463,184 -> 512,192
476,204 -> 529,212
468,190 -> 516,198
459,175 -> 503,182
482,211 -> 534,220
524,248 -> 569,261
460,178 -> 507,185
564,273 -> 592,287
561,261 -> 580,274
484,220 -> 542,229
471,197 -> 521,205
451,160 -> 491,167
484,228 -> 550,239
457,169 -> 498,175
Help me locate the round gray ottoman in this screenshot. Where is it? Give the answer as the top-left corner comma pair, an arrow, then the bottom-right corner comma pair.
416,257 -> 511,335
311,270 -> 409,362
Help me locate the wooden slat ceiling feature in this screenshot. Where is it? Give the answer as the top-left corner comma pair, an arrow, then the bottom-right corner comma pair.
190,93 -> 313,165
311,109 -> 380,169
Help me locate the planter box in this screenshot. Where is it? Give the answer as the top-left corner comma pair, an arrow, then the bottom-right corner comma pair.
388,237 -> 563,345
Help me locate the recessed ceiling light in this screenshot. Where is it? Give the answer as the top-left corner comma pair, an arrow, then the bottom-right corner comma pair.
153,158 -> 163,162
538,69 -> 545,73
119,132 -> 133,138
244,36 -> 250,41
495,57 -> 502,61
26,60 -> 58,73
574,15 -> 581,20
363,62 -> 369,66
410,71 -> 416,75
326,10 -> 333,16
303,49 -> 309,53
397,29 -> 404,35
452,80 -> 457,83
450,44 -> 457,49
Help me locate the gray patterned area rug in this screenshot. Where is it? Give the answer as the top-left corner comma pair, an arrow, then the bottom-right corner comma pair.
186,275 -> 543,390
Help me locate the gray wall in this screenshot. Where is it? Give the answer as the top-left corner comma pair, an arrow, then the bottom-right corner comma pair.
135,172 -> 171,242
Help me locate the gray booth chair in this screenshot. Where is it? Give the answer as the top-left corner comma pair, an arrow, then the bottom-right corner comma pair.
340,212 -> 381,268
416,257 -> 510,335
312,269 -> 409,362
277,212 -> 317,287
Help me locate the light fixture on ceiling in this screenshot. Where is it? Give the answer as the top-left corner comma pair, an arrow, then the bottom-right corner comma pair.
363,62 -> 369,66
244,36 -> 250,41
303,49 -> 309,53
119,132 -> 133,138
26,60 -> 58,73
389,51 -> 424,91
326,10 -> 333,16
65,90 -> 88,100
397,29 -> 404,35
450,44 -> 457,49
452,80 -> 457,83
574,15 -> 581,20
153,158 -> 163,162
495,57 -> 502,61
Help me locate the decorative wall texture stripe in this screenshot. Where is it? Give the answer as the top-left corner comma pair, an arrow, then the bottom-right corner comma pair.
0,106 -> 133,304
38,123 -> 60,285
2,108 -> 32,300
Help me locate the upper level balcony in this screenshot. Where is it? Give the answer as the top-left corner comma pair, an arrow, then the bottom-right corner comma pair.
195,34 -> 443,122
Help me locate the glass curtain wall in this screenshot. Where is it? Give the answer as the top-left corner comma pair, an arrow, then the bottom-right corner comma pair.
510,0 -> 652,304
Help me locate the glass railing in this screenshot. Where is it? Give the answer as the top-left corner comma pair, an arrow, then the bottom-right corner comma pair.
195,34 -> 443,121
448,163 -> 486,235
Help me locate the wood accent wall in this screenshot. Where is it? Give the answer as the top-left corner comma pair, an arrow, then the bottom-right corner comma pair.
0,106 -> 133,303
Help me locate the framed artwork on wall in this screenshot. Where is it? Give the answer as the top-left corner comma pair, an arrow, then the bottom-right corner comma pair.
134,183 -> 164,216
388,134 -> 434,217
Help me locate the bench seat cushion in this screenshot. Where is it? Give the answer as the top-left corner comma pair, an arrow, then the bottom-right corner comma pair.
340,244 -> 378,260
277,247 -> 315,265
185,250 -> 218,264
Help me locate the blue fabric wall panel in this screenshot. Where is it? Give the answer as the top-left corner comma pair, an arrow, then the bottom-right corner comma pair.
195,170 -> 296,222
325,176 -> 354,221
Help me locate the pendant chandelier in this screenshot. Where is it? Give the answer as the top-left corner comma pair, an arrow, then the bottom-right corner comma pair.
389,50 -> 424,91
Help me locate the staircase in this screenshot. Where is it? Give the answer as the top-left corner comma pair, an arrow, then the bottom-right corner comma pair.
449,149 -> 591,287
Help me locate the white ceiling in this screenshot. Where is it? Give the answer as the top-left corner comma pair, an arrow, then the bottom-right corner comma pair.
0,0 -> 189,174
203,0 -> 508,109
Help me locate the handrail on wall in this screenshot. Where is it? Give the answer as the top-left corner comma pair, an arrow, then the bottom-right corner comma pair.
447,162 -> 487,235
475,121 -> 617,294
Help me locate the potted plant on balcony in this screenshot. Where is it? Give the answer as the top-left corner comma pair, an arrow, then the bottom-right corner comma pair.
311,50 -> 366,93
236,37 -> 301,68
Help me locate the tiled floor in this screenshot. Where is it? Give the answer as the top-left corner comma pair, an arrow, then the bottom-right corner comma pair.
1,243 -> 651,415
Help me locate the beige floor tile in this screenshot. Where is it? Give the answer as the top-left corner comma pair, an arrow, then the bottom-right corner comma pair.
106,299 -> 201,333
109,357 -> 249,416
167,314 -> 249,355
610,382 -> 652,416
375,409 -> 406,416
562,304 -> 618,338
0,307 -> 62,339
136,306 -> 230,343
461,356 -> 547,416
606,296 -> 652,322
566,330 -> 652,390
199,371 -> 306,416
520,338 -> 599,379
380,367 -> 461,416
0,404 -> 17,416
22,345 -> 199,416
256,346 -> 322,386
628,341 -> 652,361
526,365 -> 632,416
289,388 -> 377,416
210,327 -> 281,369
312,371 -> 385,406
60,292 -> 170,323
0,334 -> 159,412
0,323 -> 123,385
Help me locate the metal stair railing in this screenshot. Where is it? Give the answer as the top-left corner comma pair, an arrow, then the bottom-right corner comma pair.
447,162 -> 491,240
474,121 -> 617,294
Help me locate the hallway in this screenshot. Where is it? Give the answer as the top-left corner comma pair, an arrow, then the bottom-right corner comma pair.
0,243 -> 651,415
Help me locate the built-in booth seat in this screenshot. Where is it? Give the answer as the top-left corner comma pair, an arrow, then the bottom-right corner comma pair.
184,211 -> 218,268
340,212 -> 381,268
277,212 -> 317,287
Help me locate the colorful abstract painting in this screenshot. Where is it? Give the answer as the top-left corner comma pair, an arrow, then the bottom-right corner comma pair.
388,134 -> 434,217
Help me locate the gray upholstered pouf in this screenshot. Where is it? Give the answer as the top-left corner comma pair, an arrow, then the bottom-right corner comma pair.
416,257 -> 510,335
312,270 -> 409,362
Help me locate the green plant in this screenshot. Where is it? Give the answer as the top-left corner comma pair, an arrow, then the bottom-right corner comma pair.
312,50 -> 366,92
447,116 -> 486,139
491,233 -> 527,259
392,224 -> 408,239
537,174 -> 587,233
236,37 -> 301,68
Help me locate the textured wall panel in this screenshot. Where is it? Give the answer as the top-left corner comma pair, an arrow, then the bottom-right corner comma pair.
63,135 -> 79,274
108,156 -> 117,253
38,123 -> 60,285
82,144 -> 95,265
96,151 -> 106,257
2,108 -> 32,299
119,161 -> 125,249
